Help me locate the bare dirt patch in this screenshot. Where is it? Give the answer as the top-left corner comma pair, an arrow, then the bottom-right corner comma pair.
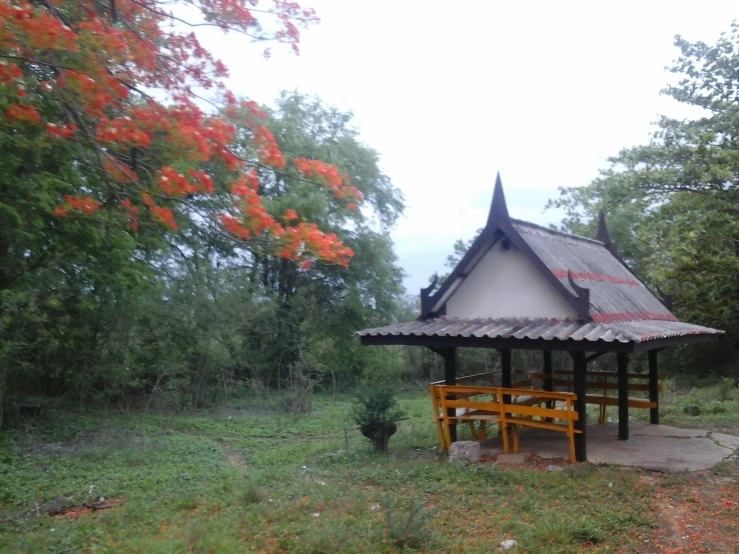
219,441 -> 247,470
194,434 -> 247,469
641,469 -> 739,553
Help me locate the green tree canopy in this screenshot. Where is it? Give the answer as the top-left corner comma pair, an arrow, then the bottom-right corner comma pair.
551,24 -> 739,374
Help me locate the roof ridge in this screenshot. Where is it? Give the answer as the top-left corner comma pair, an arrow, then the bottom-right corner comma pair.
510,218 -> 605,246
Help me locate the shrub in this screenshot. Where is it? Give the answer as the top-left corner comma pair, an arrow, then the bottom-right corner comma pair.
241,481 -> 265,505
352,385 -> 406,453
706,400 -> 727,414
681,402 -> 702,416
384,498 -> 436,551
718,377 -> 735,402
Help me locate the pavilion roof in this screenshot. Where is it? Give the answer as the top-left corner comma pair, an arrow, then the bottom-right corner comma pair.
357,316 -> 722,351
509,218 -> 674,324
357,174 -> 723,352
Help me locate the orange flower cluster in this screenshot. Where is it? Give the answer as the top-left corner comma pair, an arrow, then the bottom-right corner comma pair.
253,125 -> 286,169
104,158 -> 138,184
46,123 -> 77,139
5,102 -> 40,123
151,206 -> 178,230
1,0 -> 359,267
60,69 -> 130,116
0,2 -> 77,51
57,195 -> 101,216
275,224 -> 354,268
96,117 -> 151,148
293,158 -> 364,205
0,61 -> 23,85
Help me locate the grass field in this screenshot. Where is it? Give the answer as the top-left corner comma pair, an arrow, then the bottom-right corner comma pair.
0,381 -> 737,554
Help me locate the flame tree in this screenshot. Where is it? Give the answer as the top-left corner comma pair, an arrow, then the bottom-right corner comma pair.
0,0 -> 360,266
0,0 -> 390,417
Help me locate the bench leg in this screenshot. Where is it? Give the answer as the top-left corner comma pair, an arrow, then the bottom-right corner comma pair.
434,417 -> 447,451
599,404 -> 606,424
477,421 -> 488,440
467,421 -> 487,441
441,417 -> 454,452
500,422 -> 511,454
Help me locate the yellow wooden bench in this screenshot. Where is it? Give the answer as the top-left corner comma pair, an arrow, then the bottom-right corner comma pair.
547,370 -> 663,423
499,387 -> 581,464
429,372 -> 496,451
432,384 -> 581,463
435,385 -> 510,456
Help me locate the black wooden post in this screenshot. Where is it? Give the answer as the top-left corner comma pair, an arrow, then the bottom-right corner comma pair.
500,348 -> 512,404
648,350 -> 659,425
617,353 -> 629,440
572,351 -> 587,462
443,347 -> 457,443
543,350 -> 553,408
500,349 -> 512,387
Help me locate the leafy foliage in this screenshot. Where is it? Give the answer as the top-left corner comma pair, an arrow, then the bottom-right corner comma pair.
0,0 -> 357,267
550,24 -> 739,375
0,0 -> 407,415
351,385 -> 406,429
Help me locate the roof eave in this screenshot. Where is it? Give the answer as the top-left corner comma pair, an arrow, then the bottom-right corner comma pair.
359,327 -> 723,354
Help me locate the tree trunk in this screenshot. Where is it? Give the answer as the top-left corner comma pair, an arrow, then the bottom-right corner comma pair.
361,421 -> 397,453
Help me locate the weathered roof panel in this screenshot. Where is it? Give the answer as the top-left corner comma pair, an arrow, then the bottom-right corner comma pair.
357,317 -> 723,344
510,219 -> 674,322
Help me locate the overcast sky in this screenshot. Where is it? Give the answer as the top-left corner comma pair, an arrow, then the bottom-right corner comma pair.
197,1 -> 737,294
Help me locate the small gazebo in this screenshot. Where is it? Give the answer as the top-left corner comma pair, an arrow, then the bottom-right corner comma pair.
357,175 -> 723,462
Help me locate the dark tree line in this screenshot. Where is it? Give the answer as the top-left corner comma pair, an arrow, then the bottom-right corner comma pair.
0,92 -> 410,423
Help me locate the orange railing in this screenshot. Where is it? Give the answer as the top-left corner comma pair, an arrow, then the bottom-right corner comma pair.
429,384 -> 581,463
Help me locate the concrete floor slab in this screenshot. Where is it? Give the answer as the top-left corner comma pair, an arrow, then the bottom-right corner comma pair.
510,423 -> 739,472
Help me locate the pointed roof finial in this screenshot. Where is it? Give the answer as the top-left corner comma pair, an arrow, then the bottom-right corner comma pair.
487,172 -> 509,227
595,210 -> 612,246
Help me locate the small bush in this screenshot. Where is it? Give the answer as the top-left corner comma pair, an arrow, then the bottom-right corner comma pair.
515,513 -> 605,549
384,498 -> 436,551
568,519 -> 605,545
681,402 -> 702,416
706,400 -> 726,414
241,481 -> 265,505
352,385 -> 406,453
717,377 -> 735,402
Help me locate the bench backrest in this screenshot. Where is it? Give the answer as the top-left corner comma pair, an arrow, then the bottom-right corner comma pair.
433,384 -> 579,422
548,370 -> 663,394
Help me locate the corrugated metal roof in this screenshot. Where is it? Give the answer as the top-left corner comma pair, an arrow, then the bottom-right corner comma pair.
364,179 -> 724,348
510,219 -> 674,322
357,317 -> 723,344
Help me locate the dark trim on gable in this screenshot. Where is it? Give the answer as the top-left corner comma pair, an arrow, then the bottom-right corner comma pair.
656,284 -> 674,311
418,226 -> 500,319
420,273 -> 439,317
487,172 -> 509,226
595,210 -> 616,254
500,221 -> 592,321
419,175 -> 594,322
592,211 -> 677,316
567,270 -> 591,319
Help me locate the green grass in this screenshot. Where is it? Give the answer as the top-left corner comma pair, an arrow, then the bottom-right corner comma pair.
628,379 -> 739,431
0,385 -> 737,553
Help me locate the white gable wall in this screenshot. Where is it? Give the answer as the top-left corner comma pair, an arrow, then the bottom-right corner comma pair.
445,239 -> 578,320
